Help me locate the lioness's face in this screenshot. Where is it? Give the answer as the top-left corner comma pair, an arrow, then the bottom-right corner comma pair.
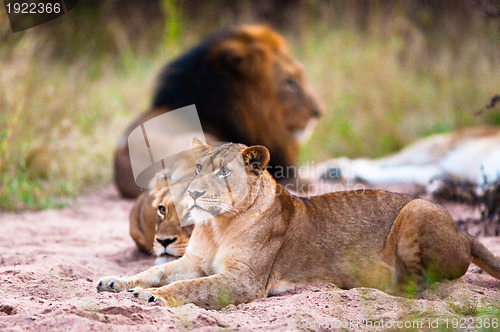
185,140 -> 270,223
151,189 -> 193,257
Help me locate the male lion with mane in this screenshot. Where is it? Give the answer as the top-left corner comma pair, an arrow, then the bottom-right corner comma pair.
98,139 -> 500,309
114,25 -> 322,198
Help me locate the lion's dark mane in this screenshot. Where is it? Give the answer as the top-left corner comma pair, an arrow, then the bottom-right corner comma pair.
152,29 -> 246,147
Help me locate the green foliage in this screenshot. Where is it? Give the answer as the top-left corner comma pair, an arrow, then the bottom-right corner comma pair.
403,281 -> 418,300
448,299 -> 500,320
299,8 -> 500,162
448,299 -> 480,316
215,286 -> 232,309
0,29 -> 168,211
161,0 -> 183,49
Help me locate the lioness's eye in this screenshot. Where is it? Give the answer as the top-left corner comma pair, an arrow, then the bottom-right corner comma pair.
218,166 -> 231,178
158,205 -> 166,215
195,163 -> 202,175
285,77 -> 297,89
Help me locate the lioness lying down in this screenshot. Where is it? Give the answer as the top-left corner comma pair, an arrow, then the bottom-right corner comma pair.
316,126 -> 500,187
129,170 -> 194,261
129,188 -> 192,260
98,140 -> 500,309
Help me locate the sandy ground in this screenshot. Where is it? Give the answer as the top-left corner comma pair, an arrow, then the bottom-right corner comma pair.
1,184 -> 500,331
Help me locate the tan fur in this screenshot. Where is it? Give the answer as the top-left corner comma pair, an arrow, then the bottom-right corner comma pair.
99,141 -> 500,309
129,191 -> 157,254
129,186 -> 193,258
114,25 -> 322,198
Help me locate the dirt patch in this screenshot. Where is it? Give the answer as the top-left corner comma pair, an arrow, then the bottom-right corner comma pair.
1,185 -> 499,331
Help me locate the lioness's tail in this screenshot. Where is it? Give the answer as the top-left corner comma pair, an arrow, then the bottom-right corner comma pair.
468,235 -> 500,279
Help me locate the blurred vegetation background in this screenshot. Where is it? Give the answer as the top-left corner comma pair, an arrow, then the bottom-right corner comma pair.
0,0 -> 499,211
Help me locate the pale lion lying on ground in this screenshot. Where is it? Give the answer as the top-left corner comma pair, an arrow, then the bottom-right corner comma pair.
97,139 -> 500,309
316,126 -> 500,187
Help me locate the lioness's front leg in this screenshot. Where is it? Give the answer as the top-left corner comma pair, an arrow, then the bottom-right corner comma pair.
97,254 -> 202,293
128,270 -> 264,309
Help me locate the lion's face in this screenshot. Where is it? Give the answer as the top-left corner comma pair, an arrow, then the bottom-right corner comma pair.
214,26 -> 323,141
151,188 -> 193,257
273,52 -> 322,143
207,25 -> 323,162
185,139 -> 270,224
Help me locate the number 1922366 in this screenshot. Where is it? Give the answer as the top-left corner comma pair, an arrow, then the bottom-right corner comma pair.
444,317 -> 498,329
5,1 -> 61,14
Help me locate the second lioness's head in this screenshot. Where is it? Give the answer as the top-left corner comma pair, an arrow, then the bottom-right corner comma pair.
185,138 -> 271,223
150,187 -> 193,257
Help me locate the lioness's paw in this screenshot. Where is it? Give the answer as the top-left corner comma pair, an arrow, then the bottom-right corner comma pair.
96,277 -> 132,293
127,287 -> 167,306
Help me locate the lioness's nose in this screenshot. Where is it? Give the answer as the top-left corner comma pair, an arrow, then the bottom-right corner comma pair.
157,237 -> 177,248
188,190 -> 205,199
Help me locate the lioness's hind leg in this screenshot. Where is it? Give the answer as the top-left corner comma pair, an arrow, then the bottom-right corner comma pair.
390,199 -> 471,291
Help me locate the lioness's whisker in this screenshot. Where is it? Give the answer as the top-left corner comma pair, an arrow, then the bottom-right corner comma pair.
218,203 -> 241,217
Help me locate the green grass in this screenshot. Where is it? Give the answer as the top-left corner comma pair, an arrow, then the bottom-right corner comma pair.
0,30 -> 170,210
298,11 -> 500,162
1,5 -> 499,211
448,299 -> 481,316
445,300 -> 500,332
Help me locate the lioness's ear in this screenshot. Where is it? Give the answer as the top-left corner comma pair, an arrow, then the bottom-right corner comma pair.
242,145 -> 270,175
190,137 -> 208,150
190,137 -> 209,160
149,174 -> 169,191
